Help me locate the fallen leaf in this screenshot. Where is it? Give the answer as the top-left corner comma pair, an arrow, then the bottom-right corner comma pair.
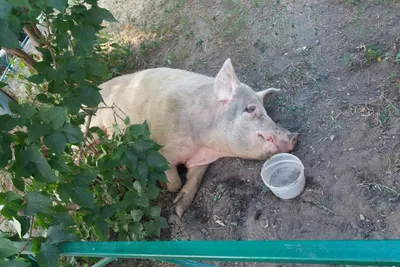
359,214 -> 365,221
360,107 -> 367,113
377,57 -> 382,62
330,135 -> 335,141
124,25 -> 132,30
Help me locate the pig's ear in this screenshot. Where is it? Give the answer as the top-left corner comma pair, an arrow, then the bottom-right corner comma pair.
214,58 -> 240,102
257,88 -> 281,103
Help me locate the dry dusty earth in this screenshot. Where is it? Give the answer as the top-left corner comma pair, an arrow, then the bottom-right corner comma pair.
3,0 -> 400,266
95,0 -> 400,266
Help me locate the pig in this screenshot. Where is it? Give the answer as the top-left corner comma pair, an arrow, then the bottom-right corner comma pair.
90,59 -> 298,218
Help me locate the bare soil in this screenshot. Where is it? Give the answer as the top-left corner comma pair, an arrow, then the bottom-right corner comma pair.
54,0 -> 400,266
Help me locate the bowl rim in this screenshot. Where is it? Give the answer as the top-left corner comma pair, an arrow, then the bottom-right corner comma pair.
260,153 -> 305,189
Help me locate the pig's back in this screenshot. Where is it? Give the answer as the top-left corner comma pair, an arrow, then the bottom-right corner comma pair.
92,67 -> 214,142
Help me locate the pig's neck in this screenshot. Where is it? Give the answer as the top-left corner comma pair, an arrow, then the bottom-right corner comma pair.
184,146 -> 231,168
184,134 -> 236,168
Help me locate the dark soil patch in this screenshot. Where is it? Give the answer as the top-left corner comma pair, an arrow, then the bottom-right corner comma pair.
98,0 -> 400,266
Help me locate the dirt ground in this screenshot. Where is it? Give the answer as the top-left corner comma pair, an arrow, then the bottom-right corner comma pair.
95,0 -> 400,266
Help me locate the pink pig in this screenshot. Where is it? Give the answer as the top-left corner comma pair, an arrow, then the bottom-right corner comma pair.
90,59 -> 298,218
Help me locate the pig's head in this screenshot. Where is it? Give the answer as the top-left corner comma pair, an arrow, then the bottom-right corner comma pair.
211,59 -> 298,160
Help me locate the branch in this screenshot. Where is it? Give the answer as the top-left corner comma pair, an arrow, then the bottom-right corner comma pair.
78,114 -> 93,162
16,216 -> 35,258
4,48 -> 37,73
23,24 -> 44,47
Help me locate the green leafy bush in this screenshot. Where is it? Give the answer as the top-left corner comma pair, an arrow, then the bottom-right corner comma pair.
0,0 -> 169,266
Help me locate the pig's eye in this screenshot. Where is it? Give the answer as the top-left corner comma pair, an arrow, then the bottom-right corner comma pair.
244,104 -> 256,113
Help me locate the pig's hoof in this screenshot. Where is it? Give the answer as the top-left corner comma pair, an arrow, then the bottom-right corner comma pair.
173,191 -> 193,219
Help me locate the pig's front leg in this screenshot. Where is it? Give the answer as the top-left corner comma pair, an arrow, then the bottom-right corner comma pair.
165,166 -> 182,192
173,164 -> 209,218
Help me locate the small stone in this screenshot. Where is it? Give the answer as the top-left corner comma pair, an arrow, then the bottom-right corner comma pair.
215,219 -> 226,227
330,135 -> 335,141
359,214 -> 365,221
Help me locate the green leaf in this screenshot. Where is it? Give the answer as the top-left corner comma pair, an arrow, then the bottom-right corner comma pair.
35,242 -> 60,267
0,258 -> 30,267
28,124 -> 51,142
125,146 -> 138,171
52,211 -> 74,226
0,17 -> 19,46
5,0 -> 30,8
124,116 -> 130,125
93,219 -> 108,240
136,160 -> 148,181
146,182 -> 161,200
76,87 -> 103,106
34,157 -> 58,183
70,69 -> 86,82
38,107 -> 68,130
154,216 -> 169,236
0,134 -> 12,168
71,24 -> 96,41
49,66 -> 67,84
148,171 -> 168,183
49,156 -> 71,172
53,19 -> 69,33
379,112 -> 388,124
135,193 -> 149,208
14,215 -> 30,238
36,93 -> 51,103
0,237 -> 17,258
28,8 -> 42,21
27,74 -> 45,85
130,209 -> 143,222
85,6 -> 117,25
143,220 -> 156,236
0,115 -> 17,132
149,206 -> 161,219
85,58 -> 107,77
71,187 -> 95,209
73,171 -> 97,187
131,139 -> 155,154
129,222 -> 144,240
31,236 -> 46,253
99,203 -> 120,219
33,61 -> 52,73
7,14 -> 21,33
0,191 -> 23,204
43,131 -> 67,155
11,216 -> 22,238
66,57 -> 85,72
57,183 -> 73,202
46,225 -> 79,245
36,47 -> 53,63
0,19 -> 20,48
396,51 -> 400,61
48,0 -> 67,13
12,177 -> 25,191
56,32 -> 69,49
146,150 -> 170,169
0,1 -> 12,20
19,145 -> 57,182
133,180 -> 142,194
60,123 -> 84,143
24,191 -> 52,216
9,102 -> 37,119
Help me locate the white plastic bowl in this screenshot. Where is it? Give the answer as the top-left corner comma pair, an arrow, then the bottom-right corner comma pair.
260,153 -> 305,199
